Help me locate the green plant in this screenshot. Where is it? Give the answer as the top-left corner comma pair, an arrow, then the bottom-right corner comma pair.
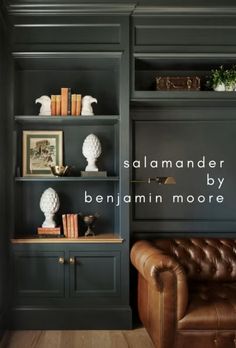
208,65 -> 236,90
209,65 -> 225,88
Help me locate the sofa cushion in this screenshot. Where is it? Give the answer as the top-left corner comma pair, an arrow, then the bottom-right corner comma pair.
178,282 -> 236,330
153,239 -> 236,282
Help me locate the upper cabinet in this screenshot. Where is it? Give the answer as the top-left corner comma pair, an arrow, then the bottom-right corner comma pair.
132,7 -> 236,53
7,3 -> 133,51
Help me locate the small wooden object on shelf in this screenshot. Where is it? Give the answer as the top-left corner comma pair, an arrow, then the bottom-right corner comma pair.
156,76 -> 201,91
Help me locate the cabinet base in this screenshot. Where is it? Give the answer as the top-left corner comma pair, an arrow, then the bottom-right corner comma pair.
9,307 -> 132,330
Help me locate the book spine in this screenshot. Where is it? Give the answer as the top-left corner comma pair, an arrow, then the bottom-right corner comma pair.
51,95 -> 56,116
62,214 -> 67,237
67,214 -> 71,238
37,227 -> 61,235
71,94 -> 76,116
75,94 -> 82,116
71,214 -> 75,238
67,88 -> 71,116
74,214 -> 79,238
61,87 -> 68,116
56,95 -> 61,116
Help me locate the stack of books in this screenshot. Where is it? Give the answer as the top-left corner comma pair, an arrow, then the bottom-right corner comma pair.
51,88 -> 82,116
62,214 -> 79,238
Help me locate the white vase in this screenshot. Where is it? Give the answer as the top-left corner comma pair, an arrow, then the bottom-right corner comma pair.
40,188 -> 60,228
225,84 -> 234,91
82,134 -> 102,171
214,83 -> 226,92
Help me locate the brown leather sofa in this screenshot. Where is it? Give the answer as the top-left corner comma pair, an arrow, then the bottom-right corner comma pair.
131,239 -> 236,348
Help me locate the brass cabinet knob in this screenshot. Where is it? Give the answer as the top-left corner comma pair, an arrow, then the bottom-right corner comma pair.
58,257 -> 65,264
69,257 -> 75,265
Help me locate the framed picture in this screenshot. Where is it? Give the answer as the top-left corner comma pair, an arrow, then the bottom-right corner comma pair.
23,130 -> 63,176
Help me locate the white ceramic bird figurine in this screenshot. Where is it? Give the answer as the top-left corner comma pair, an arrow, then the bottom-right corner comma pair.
81,96 -> 97,116
35,95 -> 51,116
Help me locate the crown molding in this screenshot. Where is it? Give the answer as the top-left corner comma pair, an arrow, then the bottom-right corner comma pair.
7,3 -> 136,15
134,6 -> 236,15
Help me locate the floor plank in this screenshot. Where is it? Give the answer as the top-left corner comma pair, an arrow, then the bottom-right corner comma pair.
0,329 -> 154,348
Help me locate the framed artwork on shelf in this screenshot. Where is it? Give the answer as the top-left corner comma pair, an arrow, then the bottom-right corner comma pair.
22,130 -> 63,176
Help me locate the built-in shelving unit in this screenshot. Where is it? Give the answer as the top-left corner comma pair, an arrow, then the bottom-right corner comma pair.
7,6 -> 132,330
12,50 -> 123,239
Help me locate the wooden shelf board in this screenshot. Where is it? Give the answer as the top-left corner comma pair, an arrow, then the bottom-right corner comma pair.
15,176 -> 119,182
11,234 -> 124,244
15,115 -> 119,125
132,91 -> 236,100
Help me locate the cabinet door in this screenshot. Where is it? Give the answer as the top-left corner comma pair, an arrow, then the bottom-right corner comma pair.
13,251 -> 65,298
69,251 -> 120,299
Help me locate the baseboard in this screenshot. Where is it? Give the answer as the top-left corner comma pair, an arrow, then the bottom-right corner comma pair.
9,306 -> 132,330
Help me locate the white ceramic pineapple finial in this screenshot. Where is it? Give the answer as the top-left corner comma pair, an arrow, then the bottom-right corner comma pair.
35,95 -> 51,116
40,187 -> 60,228
82,134 -> 102,171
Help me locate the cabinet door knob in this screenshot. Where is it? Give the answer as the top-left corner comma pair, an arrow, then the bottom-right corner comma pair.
69,257 -> 75,265
58,257 -> 65,265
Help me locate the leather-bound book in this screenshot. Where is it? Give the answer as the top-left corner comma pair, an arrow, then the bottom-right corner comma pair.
62,214 -> 67,237
67,88 -> 71,115
61,87 -> 68,116
56,95 -> 61,116
71,94 -> 77,116
67,214 -> 71,238
74,214 -> 79,238
70,214 -> 75,238
51,95 -> 56,116
75,94 -> 82,116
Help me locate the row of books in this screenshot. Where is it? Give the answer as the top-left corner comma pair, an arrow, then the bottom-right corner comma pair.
62,214 -> 79,238
51,88 -> 82,116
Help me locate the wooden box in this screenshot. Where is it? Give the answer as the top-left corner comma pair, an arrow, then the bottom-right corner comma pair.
156,76 -> 201,91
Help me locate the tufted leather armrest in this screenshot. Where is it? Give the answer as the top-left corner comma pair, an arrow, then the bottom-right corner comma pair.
131,240 -> 188,320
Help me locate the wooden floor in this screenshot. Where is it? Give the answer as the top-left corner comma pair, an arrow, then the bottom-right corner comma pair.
0,328 -> 154,348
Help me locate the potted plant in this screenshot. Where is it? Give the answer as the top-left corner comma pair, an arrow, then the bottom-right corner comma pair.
224,67 -> 236,91
209,65 -> 236,91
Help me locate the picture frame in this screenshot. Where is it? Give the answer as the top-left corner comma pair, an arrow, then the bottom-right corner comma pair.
23,130 -> 63,177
